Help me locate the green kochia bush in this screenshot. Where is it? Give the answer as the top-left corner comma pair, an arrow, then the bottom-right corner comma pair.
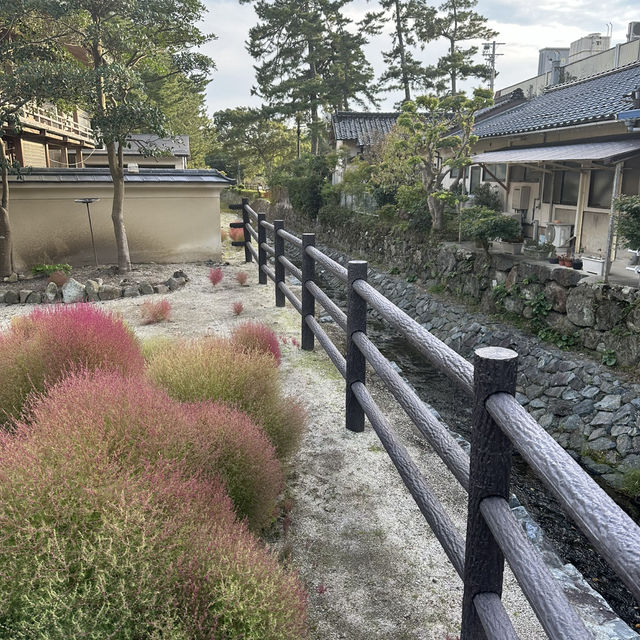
0,304 -> 145,422
147,337 -> 305,459
22,370 -> 284,531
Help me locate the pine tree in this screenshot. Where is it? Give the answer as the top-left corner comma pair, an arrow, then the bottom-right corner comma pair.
242,0 -> 377,154
421,0 -> 497,95
369,0 -> 436,103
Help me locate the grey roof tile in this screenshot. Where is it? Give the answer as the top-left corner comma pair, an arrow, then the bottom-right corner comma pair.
332,112 -> 399,146
475,63 -> 640,138
9,168 -> 234,184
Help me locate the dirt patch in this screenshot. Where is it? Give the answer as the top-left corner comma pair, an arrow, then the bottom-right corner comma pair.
0,212 -> 545,639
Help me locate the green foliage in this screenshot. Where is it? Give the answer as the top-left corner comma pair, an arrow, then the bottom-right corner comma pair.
615,195 -> 640,250
492,283 -> 508,305
208,108 -> 298,183
31,263 -> 72,276
601,348 -> 617,367
375,90 -> 492,231
622,469 -> 640,498
526,292 -> 552,324
537,327 -> 578,350
272,153 -> 334,220
396,183 -> 431,232
461,205 -> 520,254
241,0 -> 378,153
471,183 -> 502,212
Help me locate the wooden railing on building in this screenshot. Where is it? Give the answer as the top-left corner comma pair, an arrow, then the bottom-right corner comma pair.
230,197 -> 640,640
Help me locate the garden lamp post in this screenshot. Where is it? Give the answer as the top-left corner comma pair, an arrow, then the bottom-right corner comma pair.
74,198 -> 100,267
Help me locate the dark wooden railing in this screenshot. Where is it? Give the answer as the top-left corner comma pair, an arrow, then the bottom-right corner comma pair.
231,198 -> 640,640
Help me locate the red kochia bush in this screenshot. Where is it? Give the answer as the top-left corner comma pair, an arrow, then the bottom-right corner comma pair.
140,298 -> 172,324
0,304 -> 144,422
22,370 -> 284,530
209,267 -> 223,286
231,321 -> 282,366
0,429 -> 307,638
228,226 -> 244,242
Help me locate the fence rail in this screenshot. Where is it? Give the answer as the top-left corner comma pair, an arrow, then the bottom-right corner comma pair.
231,202 -> 640,640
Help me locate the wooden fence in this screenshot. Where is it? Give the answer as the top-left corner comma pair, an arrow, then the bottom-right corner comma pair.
231,197 -> 640,640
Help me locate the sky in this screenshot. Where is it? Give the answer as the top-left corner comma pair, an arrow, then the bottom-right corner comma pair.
200,0 -> 640,115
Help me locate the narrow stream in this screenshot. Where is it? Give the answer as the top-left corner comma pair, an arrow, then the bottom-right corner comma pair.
311,266 -> 640,630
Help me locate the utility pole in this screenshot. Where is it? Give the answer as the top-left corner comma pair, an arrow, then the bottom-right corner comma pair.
482,41 -> 505,93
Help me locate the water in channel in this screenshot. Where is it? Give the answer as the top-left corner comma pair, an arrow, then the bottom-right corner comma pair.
310,266 -> 640,630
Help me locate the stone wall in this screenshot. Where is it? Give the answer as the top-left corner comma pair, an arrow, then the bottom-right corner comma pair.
274,201 -> 640,368
270,201 -> 640,494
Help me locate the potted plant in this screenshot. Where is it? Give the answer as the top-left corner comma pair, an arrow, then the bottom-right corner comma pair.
571,258 -> 583,270
548,255 -> 559,264
461,206 -> 521,257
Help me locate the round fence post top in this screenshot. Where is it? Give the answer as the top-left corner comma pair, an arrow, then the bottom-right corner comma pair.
349,259 -> 368,266
475,346 -> 518,361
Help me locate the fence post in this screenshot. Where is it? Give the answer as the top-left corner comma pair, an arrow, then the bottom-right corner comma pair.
461,346 -> 518,640
241,197 -> 252,263
301,233 -> 316,351
257,212 -> 267,285
346,260 -> 367,432
273,220 -> 285,307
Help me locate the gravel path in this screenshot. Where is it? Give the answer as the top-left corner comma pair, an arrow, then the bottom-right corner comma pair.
0,213 -> 546,639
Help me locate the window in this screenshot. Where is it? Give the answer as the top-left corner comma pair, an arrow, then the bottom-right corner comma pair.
509,166 -> 542,183
552,170 -> 579,206
450,166 -> 460,179
482,163 -> 507,182
470,166 -> 482,192
588,170 -> 613,209
622,168 -> 640,196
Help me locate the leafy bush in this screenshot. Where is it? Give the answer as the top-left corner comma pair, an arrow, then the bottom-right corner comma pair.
146,338 -> 304,459
615,195 -> 640,249
396,183 -> 431,232
21,371 -> 284,531
209,267 -> 223,286
461,206 -> 521,254
471,183 -> 503,212
271,153 -> 334,220
0,304 -> 144,422
140,298 -> 172,324
31,262 -> 72,277
231,321 -> 282,366
0,416 -> 306,639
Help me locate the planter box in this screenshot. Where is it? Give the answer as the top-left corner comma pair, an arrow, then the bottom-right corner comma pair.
581,256 -> 605,276
493,241 -> 523,255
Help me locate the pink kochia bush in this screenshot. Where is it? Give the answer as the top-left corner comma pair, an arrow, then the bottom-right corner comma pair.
0,399 -> 307,638
209,267 -> 223,286
231,321 -> 282,366
233,301 -> 244,316
236,270 -> 248,286
22,371 -> 284,531
0,304 -> 144,422
140,298 -> 172,324
147,337 -> 305,459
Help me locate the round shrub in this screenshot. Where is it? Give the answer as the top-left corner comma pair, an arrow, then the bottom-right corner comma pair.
231,321 -> 282,366
184,401 -> 283,529
146,338 -> 305,459
0,304 -> 144,422
0,431 -> 307,639
23,370 -> 284,530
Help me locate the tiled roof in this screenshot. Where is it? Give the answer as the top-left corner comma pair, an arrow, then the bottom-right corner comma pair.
474,63 -> 640,138
332,112 -> 399,146
10,168 -> 234,184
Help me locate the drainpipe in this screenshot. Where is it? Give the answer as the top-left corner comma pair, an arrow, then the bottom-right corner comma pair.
603,161 -> 624,284
550,59 -> 562,86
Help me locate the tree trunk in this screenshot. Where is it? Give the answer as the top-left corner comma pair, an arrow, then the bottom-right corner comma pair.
106,141 -> 131,272
0,137 -> 14,276
394,0 -> 411,103
428,192 -> 445,232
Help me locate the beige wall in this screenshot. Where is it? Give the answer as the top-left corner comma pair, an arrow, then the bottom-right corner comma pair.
9,182 -> 223,270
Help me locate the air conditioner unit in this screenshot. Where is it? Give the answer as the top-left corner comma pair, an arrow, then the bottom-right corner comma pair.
628,22 -> 640,42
